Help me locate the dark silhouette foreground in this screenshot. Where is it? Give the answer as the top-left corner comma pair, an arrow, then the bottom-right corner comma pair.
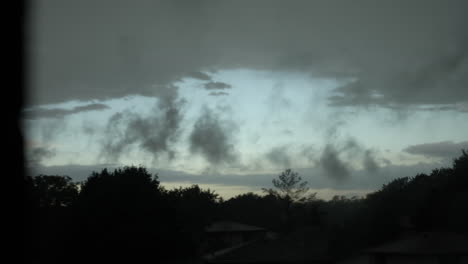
24,151 -> 468,263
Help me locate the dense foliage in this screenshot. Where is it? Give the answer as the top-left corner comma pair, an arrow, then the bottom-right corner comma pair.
25,151 -> 467,263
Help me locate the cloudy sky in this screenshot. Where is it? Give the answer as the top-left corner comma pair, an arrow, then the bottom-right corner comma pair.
23,0 -> 468,199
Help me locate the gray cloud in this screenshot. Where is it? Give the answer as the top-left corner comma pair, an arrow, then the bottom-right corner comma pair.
261,138 -> 379,178
419,103 -> 468,112
403,141 -> 468,159
203,82 -> 232,90
100,112 -> 134,161
314,160 -> 445,190
319,144 -> 351,181
265,145 -> 291,168
23,103 -> 110,120
363,150 -> 379,173
189,107 -> 238,165
28,0 -> 468,111
23,118 -> 68,144
327,44 -> 468,108
27,146 -> 56,168
187,71 -> 212,81
209,91 -> 229,96
318,137 -> 381,181
300,145 -> 316,163
100,85 -> 185,162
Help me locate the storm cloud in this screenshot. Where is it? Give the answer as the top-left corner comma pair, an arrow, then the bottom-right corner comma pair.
209,92 -> 229,97
23,1 -> 468,199
403,141 -> 468,159
28,0 -> 468,111
203,82 -> 232,90
100,85 -> 185,162
186,71 -> 212,81
27,146 -> 56,168
265,145 -> 292,169
363,149 -> 379,173
23,103 -> 110,120
318,138 -> 381,181
319,144 -> 351,181
189,107 -> 238,166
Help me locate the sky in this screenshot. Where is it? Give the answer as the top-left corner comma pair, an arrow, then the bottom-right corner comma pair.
23,0 -> 468,200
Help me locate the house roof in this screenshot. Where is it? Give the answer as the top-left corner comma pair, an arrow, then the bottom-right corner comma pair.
366,232 -> 468,255
205,221 -> 266,233
205,226 -> 331,263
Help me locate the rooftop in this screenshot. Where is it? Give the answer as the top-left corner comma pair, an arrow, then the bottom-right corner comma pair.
366,232 -> 468,255
206,226 -> 331,263
205,221 -> 266,233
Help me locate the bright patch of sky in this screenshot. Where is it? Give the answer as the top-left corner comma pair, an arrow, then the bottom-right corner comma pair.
24,69 -> 468,173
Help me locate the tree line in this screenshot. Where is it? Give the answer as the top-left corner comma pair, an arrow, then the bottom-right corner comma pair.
24,150 -> 468,263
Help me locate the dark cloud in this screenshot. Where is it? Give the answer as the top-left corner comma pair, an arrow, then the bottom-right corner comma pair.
319,144 -> 351,181
419,103 -> 468,112
100,112 -> 134,161
363,150 -> 379,173
74,103 -> 109,111
209,91 -> 229,96
261,138 -> 379,177
189,107 -> 238,165
23,103 -> 110,120
203,82 -> 232,90
300,145 -> 316,163
327,44 -> 468,109
27,146 -> 56,167
24,118 -> 68,144
100,86 -> 185,162
403,141 -> 468,158
318,137 -> 381,181
28,0 -> 468,111
265,146 -> 291,168
261,144 -> 316,170
186,71 -> 212,81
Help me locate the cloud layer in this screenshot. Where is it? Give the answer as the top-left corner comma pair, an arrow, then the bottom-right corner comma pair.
100,86 -> 185,162
203,82 -> 232,90
23,103 -> 110,120
189,107 -> 238,166
27,0 -> 468,111
27,146 -> 56,168
265,145 -> 292,169
403,141 -> 468,159
209,92 -> 229,97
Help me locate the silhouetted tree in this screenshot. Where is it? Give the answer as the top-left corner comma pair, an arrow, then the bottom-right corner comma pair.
72,166 -> 172,261
220,192 -> 284,230
262,169 -> 315,203
262,169 -> 316,231
71,166 -> 223,261
25,175 -> 79,263
23,151 -> 467,263
163,184 -> 221,256
28,175 -> 78,208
